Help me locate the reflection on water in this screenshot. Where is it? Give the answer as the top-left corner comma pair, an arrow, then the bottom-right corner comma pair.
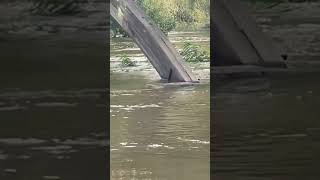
110,31 -> 210,180
212,73 -> 320,179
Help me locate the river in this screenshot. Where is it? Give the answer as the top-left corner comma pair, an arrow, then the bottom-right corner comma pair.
110,31 -> 210,180
212,2 -> 320,179
0,32 -> 109,180
212,72 -> 320,179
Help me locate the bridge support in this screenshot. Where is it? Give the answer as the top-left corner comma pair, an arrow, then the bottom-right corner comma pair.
213,0 -> 287,67
111,0 -> 198,82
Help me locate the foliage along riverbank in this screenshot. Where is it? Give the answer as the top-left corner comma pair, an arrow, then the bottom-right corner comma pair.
111,0 -> 210,64
110,0 -> 210,37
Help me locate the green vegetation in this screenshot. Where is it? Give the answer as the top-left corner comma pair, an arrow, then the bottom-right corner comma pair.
138,0 -> 209,27
137,0 -> 176,34
111,0 -> 210,36
180,42 -> 209,62
120,55 -> 136,67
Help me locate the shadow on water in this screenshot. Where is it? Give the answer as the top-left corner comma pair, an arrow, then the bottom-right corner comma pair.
212,72 -> 320,179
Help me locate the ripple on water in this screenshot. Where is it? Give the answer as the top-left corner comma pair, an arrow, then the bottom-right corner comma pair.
0,138 -> 46,145
111,104 -> 161,113
4,169 -> 17,173
110,31 -> 210,180
30,145 -> 75,155
34,102 -> 77,107
0,105 -> 25,111
42,176 -> 61,180
0,153 -> 8,160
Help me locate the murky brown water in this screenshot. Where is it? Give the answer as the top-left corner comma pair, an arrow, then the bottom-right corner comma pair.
212,72 -> 320,180
110,31 -> 210,180
0,88 -> 108,180
0,32 -> 108,180
212,3 -> 320,179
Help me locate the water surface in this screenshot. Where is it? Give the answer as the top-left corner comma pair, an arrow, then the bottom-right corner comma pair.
212,73 -> 320,179
110,31 -> 210,180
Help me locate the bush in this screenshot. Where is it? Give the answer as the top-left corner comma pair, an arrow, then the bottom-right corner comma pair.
173,4 -> 195,23
180,42 -> 209,62
111,0 -> 210,37
111,0 -> 176,36
139,0 -> 176,34
139,0 -> 210,31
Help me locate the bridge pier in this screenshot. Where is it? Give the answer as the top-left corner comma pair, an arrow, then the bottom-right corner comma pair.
213,0 -> 287,67
111,0 -> 198,83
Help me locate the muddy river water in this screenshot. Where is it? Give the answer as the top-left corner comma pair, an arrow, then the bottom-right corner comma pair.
0,31 -> 109,179
213,72 -> 320,180
111,27 -> 320,180
212,3 -> 320,178
0,7 -> 319,178
110,31 -> 210,180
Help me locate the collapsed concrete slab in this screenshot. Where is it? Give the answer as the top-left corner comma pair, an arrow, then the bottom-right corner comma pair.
213,0 -> 287,67
111,0 -> 198,82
